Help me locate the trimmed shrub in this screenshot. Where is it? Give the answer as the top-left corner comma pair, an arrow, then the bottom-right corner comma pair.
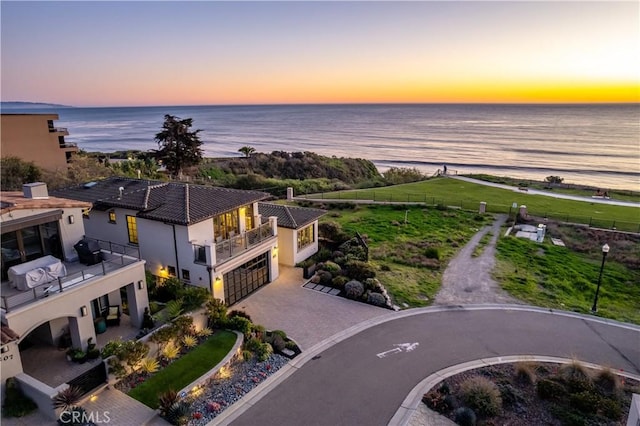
454,407 -> 477,426
255,342 -> 273,362
316,247 -> 333,262
268,334 -> 286,352
344,280 -> 364,299
460,376 -> 502,417
364,277 -> 383,292
172,315 -> 194,338
537,378 -> 568,401
600,397 -> 623,420
228,309 -> 252,322
332,275 -> 349,289
321,261 -> 341,274
367,292 -> 387,307
227,316 -> 253,338
244,337 -> 262,352
205,298 -> 227,328
344,260 -> 376,280
569,390 -> 599,414
317,270 -> 333,285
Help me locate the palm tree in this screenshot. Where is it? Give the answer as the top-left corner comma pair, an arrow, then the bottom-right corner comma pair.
238,146 -> 256,158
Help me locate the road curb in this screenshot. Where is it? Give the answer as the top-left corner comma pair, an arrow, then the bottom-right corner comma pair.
388,355 -> 640,426
208,305 -> 639,425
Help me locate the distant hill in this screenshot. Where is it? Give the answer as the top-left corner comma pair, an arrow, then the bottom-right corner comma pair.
1,101 -> 73,110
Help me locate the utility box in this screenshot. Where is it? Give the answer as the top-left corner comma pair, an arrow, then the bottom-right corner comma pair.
22,182 -> 49,199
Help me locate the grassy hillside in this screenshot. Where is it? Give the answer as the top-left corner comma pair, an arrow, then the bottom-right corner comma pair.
303,177 -> 640,232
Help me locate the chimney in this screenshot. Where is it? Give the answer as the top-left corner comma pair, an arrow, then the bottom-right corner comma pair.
23,182 -> 49,199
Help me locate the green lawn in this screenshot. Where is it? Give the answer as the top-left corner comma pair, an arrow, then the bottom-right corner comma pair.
466,174 -> 640,203
494,236 -> 640,325
128,330 -> 237,408
324,204 -> 489,306
304,178 -> 640,232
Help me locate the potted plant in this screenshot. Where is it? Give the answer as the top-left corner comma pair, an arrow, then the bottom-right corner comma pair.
87,338 -> 100,360
72,349 -> 87,364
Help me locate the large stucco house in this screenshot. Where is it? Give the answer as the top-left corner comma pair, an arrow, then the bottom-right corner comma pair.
52,177 -> 325,306
0,182 -> 148,417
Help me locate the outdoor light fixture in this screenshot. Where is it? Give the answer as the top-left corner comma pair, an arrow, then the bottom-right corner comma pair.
80,306 -> 88,317
591,244 -> 610,313
138,280 -> 144,290
68,215 -> 74,224
1,346 -> 9,354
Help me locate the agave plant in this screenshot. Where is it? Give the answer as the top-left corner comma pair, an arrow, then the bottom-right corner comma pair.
197,327 -> 213,338
139,357 -> 160,374
182,335 -> 197,348
53,385 -> 83,411
162,342 -> 181,360
165,299 -> 183,320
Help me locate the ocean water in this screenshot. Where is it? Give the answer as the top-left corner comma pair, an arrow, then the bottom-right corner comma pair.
7,103 -> 640,190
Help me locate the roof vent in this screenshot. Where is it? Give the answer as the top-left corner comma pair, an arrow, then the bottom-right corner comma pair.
118,186 -> 124,199
22,182 -> 49,199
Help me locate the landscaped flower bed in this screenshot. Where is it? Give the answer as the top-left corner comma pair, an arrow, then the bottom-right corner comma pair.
423,361 -> 640,426
186,353 -> 289,425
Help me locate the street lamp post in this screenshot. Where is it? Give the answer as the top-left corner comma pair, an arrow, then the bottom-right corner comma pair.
591,244 -> 610,313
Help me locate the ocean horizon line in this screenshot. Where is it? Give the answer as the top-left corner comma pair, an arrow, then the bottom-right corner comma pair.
2,101 -> 639,110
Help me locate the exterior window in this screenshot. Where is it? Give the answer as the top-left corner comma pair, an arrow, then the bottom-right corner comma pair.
182,269 -> 190,282
167,265 -> 176,277
244,204 -> 254,230
297,224 -> 315,251
108,210 -> 116,223
194,245 -> 206,263
126,215 -> 138,244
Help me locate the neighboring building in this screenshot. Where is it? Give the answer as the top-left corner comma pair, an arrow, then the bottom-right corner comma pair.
0,114 -> 78,170
257,203 -> 325,266
53,177 -> 281,306
0,183 -> 148,418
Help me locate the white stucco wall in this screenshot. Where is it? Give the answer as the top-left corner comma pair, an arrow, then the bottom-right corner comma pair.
82,207 -> 138,248
4,260 -> 146,341
278,227 -> 297,266
0,207 -> 86,262
294,221 -> 320,265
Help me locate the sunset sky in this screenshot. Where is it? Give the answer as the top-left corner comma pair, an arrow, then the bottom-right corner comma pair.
1,1 -> 638,107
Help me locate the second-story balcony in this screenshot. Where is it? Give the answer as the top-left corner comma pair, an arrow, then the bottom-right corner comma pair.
49,127 -> 68,134
59,142 -> 78,149
193,221 -> 276,266
1,238 -> 141,313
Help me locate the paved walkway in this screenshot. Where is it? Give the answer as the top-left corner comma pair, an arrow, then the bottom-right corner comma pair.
449,175 -> 640,207
236,266 -> 389,350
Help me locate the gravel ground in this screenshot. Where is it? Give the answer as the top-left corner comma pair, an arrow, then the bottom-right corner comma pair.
435,214 -> 523,306
187,354 -> 289,425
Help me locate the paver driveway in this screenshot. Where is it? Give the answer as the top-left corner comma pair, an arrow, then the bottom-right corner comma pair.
234,266 -> 390,350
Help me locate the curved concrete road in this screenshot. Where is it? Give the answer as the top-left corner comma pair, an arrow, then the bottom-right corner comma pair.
227,307 -> 640,426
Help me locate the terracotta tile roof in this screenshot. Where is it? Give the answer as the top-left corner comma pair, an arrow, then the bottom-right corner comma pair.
258,203 -> 326,229
52,177 -> 271,225
0,192 -> 92,214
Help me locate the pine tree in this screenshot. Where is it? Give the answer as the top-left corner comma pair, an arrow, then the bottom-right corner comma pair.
155,115 -> 203,178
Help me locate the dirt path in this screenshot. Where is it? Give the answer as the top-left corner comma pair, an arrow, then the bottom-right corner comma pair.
435,214 -> 523,305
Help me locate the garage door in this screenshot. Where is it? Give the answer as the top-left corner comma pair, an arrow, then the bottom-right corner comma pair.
223,252 -> 269,305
